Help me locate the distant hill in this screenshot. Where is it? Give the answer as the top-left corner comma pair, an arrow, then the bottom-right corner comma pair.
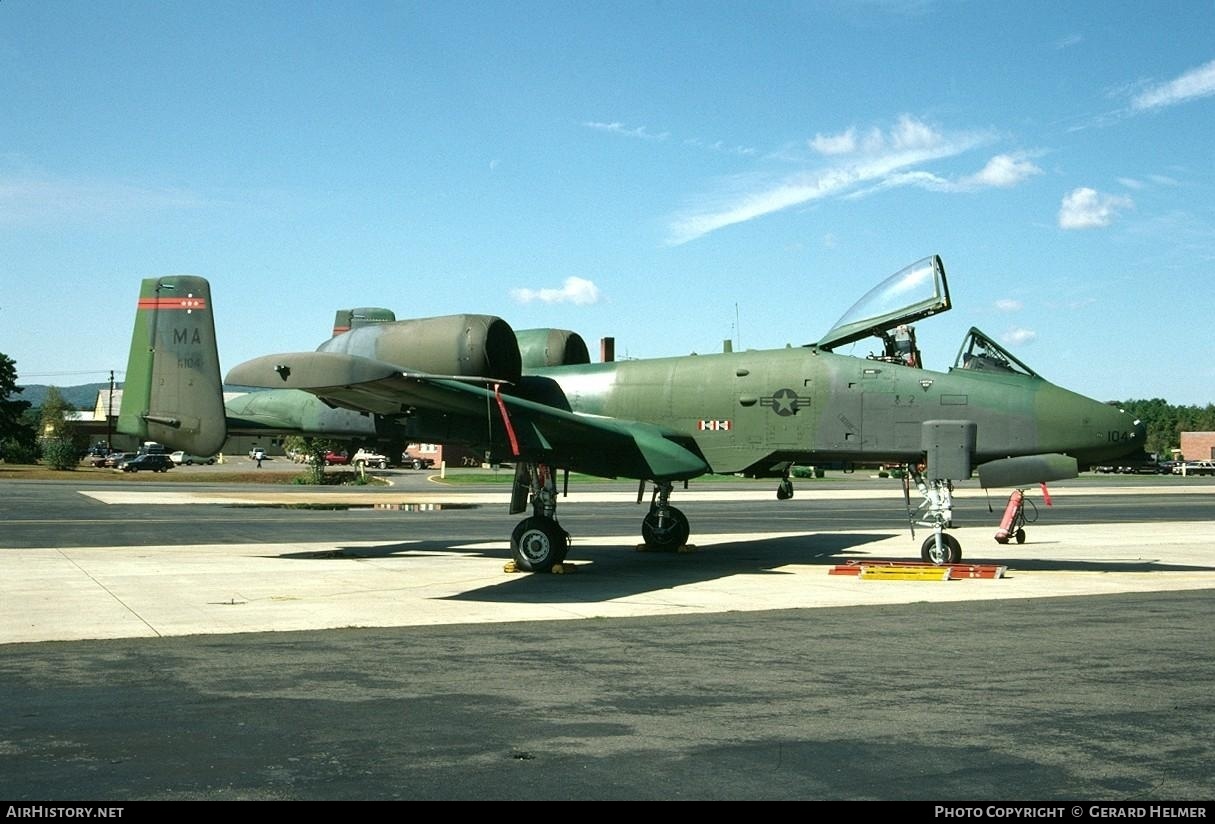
18,383 -> 119,411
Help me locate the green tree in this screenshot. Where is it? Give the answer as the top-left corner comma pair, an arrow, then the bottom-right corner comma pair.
1116,398 -> 1215,457
38,386 -> 84,470
0,353 -> 36,463
284,435 -> 340,485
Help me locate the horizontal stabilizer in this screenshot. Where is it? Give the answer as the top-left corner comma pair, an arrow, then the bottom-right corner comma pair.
227,352 -> 404,391
976,453 -> 1078,489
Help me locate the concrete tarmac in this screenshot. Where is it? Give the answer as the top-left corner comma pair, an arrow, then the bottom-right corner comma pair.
1,475 -> 1213,800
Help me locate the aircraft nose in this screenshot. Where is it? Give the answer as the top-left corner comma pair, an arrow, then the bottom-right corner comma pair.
1104,404 -> 1147,458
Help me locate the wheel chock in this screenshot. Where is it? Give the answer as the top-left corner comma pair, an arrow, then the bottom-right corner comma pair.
503,560 -> 579,574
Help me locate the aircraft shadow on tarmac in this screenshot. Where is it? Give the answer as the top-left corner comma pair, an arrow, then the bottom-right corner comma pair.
268,531 -> 1215,603
271,532 -> 893,603
959,553 -> 1215,574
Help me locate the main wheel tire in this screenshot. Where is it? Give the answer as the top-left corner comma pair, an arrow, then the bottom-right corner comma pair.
920,533 -> 962,565
510,516 -> 569,572
641,506 -> 690,551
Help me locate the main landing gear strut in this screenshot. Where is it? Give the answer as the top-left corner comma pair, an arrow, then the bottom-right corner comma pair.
639,480 -> 690,551
904,465 -> 962,565
509,463 -> 570,572
508,465 -> 694,572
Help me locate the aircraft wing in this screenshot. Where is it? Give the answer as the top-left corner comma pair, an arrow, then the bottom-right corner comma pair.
227,352 -> 709,481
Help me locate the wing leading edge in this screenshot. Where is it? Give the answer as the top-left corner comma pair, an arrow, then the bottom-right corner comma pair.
226,352 -> 709,482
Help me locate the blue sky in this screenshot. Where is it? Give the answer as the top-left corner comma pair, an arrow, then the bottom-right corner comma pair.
2,1 -> 1213,404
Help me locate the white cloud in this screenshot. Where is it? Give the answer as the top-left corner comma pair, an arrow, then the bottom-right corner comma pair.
667,116 -> 992,244
685,137 -> 757,157
1132,58 -> 1215,111
845,170 -> 952,198
961,154 -> 1042,188
860,127 -> 886,154
1120,174 -> 1178,190
1002,327 -> 1037,346
848,153 -> 1039,199
1058,187 -> 1133,229
889,114 -> 940,150
810,128 -> 857,156
995,298 -> 1023,312
582,121 -> 668,141
1055,33 -> 1083,50
511,276 -> 601,305
803,116 -> 952,159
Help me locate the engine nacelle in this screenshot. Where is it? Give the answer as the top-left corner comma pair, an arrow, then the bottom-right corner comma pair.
318,314 -> 522,383
515,328 -> 591,369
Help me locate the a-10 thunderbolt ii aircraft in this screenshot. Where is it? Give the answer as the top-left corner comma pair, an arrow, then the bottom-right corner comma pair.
118,255 -> 1146,572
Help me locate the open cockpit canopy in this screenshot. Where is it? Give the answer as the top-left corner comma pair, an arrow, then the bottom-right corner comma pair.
816,255 -> 950,351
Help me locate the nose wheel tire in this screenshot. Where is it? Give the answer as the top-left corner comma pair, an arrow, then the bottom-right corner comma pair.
921,533 -> 962,565
510,516 -> 570,572
641,506 -> 690,551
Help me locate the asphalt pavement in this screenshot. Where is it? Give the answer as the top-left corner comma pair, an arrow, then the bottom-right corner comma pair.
1,472 -> 1212,800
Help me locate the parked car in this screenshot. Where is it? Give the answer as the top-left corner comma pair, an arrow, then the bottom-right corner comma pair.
119,453 -> 175,473
249,448 -> 267,461
84,451 -> 119,468
102,452 -> 130,468
1173,460 -> 1215,476
84,443 -> 110,465
170,451 -> 216,466
351,449 -> 390,469
401,448 -> 436,470
323,451 -> 349,466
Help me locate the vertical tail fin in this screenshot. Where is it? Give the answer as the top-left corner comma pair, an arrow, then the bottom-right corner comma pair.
117,276 -> 227,455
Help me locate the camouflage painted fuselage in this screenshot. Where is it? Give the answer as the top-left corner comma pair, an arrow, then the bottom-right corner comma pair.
119,274 -> 1144,479
535,346 -> 1142,476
